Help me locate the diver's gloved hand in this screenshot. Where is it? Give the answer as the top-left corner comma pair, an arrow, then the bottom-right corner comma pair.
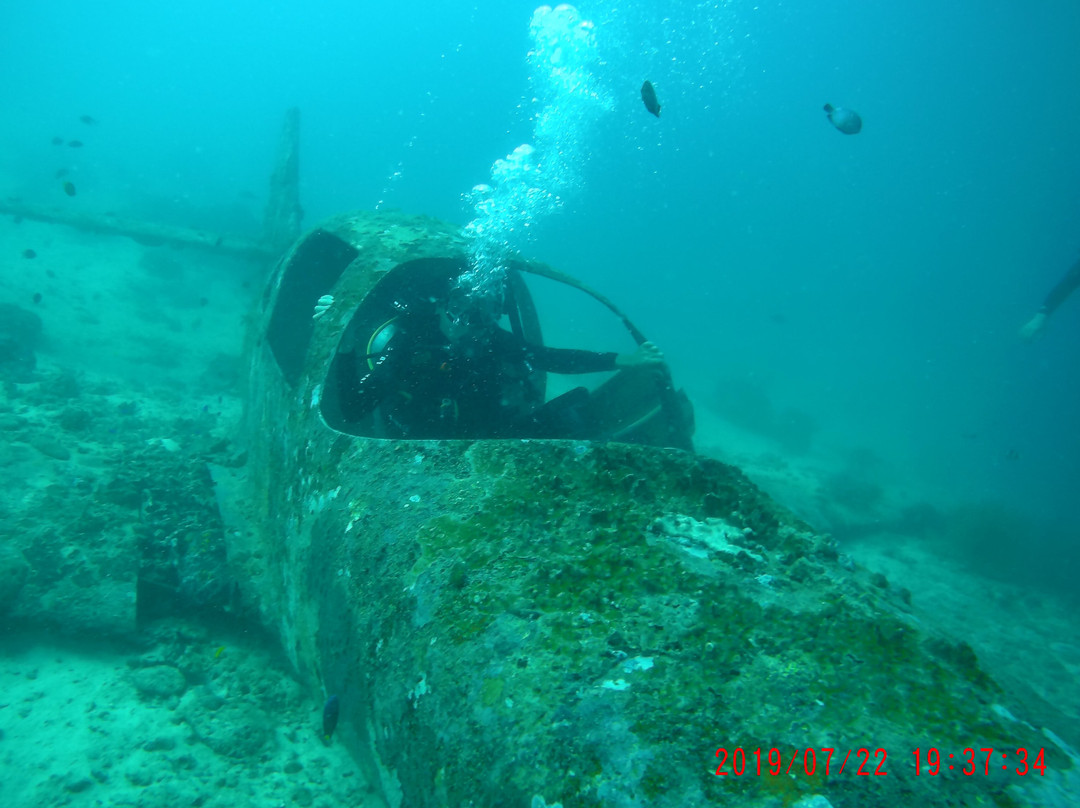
313,294 -> 335,320
1019,311 -> 1047,341
615,341 -> 665,369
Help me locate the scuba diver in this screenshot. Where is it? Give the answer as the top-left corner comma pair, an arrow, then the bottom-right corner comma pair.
333,289 -> 665,439
1019,255 -> 1080,340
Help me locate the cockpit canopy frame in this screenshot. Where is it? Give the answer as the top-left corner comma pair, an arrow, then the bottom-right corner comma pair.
258,210 -> 693,449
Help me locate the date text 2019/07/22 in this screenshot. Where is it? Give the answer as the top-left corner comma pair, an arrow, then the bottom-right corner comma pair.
714,747 -> 1047,777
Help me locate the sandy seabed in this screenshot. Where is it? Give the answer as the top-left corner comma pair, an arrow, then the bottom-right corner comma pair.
1,216 -> 1078,806
0,622 -> 376,808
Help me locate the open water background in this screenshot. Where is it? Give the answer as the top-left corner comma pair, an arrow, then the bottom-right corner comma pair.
2,0 -> 1079,588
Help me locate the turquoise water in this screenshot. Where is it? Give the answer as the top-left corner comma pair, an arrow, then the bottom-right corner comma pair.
2,5 -> 1080,805
1,2 -> 1077,600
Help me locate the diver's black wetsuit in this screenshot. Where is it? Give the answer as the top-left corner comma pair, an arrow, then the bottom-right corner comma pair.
1041,256 -> 1080,316
337,314 -> 618,439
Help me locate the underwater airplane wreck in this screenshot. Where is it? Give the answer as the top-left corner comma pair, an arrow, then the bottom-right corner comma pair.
1,104 -> 1070,807
213,207 -> 1072,808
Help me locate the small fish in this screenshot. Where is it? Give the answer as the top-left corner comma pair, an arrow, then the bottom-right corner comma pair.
62,181 -> 77,196
22,249 -> 37,259
322,695 -> 340,741
823,103 -> 862,135
641,80 -> 661,117
32,292 -> 42,304
51,136 -> 64,146
55,168 -> 70,179
214,645 -> 226,658
68,140 -> 84,148
79,115 -> 97,125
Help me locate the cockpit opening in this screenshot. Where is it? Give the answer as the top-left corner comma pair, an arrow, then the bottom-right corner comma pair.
319,256 -> 694,449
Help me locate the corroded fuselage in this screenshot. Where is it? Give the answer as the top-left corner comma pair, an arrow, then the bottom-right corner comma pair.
228,211 -> 1064,808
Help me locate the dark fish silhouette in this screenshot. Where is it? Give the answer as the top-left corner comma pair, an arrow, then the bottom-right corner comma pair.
823,103 -> 861,135
62,181 -> 77,197
51,136 -> 64,146
22,249 -> 37,259
55,168 -> 70,179
68,140 -> 84,148
641,80 -> 661,117
79,115 -> 97,125
322,694 -> 340,741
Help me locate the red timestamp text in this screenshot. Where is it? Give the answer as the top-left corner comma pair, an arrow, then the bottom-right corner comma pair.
714,747 -> 887,777
913,747 -> 1046,776
712,747 -> 1048,777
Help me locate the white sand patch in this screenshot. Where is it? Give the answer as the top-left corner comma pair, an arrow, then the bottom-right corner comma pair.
0,627 -> 379,808
2,218 -> 257,392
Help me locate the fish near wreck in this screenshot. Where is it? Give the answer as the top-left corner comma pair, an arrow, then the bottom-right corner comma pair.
824,102 -> 862,134
221,208 -> 1071,808
322,694 -> 339,741
641,80 -> 661,117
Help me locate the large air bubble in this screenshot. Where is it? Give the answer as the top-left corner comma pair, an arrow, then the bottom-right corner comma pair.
458,4 -> 612,315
